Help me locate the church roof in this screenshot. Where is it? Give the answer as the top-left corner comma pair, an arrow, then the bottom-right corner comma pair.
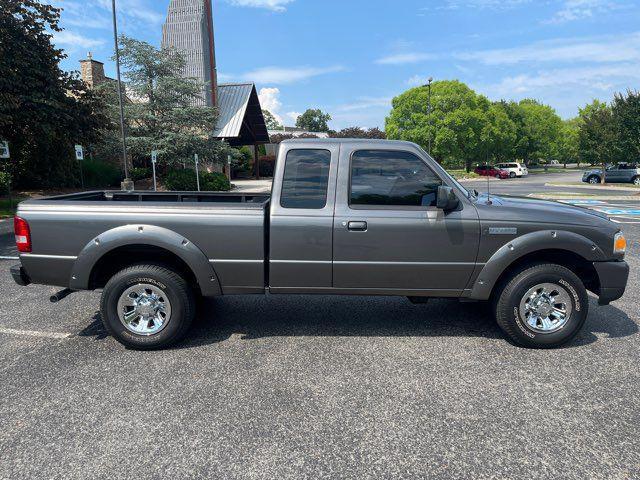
213,83 -> 269,146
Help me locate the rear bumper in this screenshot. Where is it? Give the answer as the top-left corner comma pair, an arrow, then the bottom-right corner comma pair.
11,264 -> 31,287
594,260 -> 629,305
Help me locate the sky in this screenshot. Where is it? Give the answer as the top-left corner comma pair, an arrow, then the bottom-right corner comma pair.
51,0 -> 640,130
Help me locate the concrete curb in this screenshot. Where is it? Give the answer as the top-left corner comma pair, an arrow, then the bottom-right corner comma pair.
546,183 -> 640,193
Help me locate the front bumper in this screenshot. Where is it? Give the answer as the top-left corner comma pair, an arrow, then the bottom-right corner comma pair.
594,261 -> 629,305
11,264 -> 31,287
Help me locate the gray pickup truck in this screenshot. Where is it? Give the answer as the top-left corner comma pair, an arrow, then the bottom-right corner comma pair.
11,139 -> 629,350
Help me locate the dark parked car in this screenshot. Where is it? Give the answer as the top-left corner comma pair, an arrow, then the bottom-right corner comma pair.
582,163 -> 640,185
475,165 -> 510,179
11,139 -> 629,350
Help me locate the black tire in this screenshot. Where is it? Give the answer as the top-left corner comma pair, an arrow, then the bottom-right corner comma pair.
100,264 -> 195,350
493,263 -> 588,349
633,176 -> 640,186
587,175 -> 600,184
509,172 -> 516,178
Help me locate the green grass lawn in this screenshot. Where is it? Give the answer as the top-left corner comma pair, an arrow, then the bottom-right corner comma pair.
447,169 -> 481,180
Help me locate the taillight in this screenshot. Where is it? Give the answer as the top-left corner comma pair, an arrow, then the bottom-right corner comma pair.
14,216 -> 32,253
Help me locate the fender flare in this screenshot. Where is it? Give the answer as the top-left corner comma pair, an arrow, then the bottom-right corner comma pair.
468,230 -> 606,300
69,224 -> 222,296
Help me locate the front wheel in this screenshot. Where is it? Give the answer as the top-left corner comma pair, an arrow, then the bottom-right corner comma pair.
100,264 -> 195,350
509,172 -> 516,178
633,176 -> 640,186
493,264 -> 588,348
588,175 -> 601,184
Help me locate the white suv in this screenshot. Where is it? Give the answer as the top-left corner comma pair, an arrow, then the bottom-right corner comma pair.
495,162 -> 528,178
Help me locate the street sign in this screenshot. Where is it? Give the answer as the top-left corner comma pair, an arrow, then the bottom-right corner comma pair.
75,145 -> 84,161
151,151 -> 158,191
0,141 -> 9,159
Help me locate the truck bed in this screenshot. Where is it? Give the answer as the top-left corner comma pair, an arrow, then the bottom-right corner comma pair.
26,190 -> 270,206
17,190 -> 271,295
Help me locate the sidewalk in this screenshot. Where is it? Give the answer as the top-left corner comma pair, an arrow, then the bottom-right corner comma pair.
232,179 -> 273,193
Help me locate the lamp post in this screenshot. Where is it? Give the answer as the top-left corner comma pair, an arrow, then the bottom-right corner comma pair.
111,0 -> 130,185
424,77 -> 433,155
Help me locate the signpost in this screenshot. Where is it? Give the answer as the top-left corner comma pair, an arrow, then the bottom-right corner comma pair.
194,154 -> 201,192
151,151 -> 158,192
0,141 -> 11,211
75,145 -> 84,189
0,141 -> 9,159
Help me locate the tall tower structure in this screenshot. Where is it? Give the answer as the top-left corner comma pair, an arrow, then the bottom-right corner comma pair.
162,0 -> 218,107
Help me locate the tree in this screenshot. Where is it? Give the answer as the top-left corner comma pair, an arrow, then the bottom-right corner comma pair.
611,90 -> 640,163
330,127 -> 387,139
503,99 -> 563,164
0,0 -> 107,188
386,80 -> 491,171
556,118 -> 580,167
262,110 -> 282,130
578,100 -> 617,182
96,36 -> 231,171
295,109 -> 332,132
480,103 -> 517,163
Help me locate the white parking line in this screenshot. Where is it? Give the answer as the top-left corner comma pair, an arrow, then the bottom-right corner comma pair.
0,327 -> 72,339
0,256 -> 19,261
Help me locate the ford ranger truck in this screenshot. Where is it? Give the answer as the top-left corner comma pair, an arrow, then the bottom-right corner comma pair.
11,139 -> 629,350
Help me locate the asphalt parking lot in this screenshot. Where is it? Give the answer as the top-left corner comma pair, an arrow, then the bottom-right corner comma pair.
1,175 -> 639,479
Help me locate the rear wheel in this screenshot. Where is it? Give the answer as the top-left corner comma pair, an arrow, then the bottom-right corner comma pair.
100,264 -> 195,350
588,175 -> 601,184
495,173 -> 502,179
493,263 -> 588,348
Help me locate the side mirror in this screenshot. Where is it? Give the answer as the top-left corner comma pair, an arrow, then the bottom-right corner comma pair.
437,186 -> 460,211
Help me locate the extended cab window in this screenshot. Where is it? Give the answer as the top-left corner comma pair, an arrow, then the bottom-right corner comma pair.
350,150 -> 442,207
280,149 -> 331,209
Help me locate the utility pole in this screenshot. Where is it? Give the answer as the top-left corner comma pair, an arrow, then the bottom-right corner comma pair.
111,0 -> 130,185
425,77 -> 433,155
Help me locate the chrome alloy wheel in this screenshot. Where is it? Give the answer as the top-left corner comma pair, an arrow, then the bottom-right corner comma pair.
519,283 -> 573,333
117,284 -> 172,335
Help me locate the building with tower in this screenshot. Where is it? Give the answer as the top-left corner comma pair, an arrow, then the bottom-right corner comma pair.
162,0 -> 217,107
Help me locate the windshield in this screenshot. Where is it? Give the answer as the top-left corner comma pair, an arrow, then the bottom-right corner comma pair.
417,146 -> 474,199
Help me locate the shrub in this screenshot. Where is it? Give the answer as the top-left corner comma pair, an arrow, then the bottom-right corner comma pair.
81,160 -> 121,188
130,167 -> 151,182
258,155 -> 276,177
0,171 -> 11,195
164,169 -> 231,192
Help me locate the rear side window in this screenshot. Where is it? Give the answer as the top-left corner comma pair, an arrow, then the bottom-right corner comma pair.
280,149 -> 331,209
350,150 -> 442,207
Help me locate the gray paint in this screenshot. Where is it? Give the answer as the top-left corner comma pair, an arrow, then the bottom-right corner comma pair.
14,139 -> 628,306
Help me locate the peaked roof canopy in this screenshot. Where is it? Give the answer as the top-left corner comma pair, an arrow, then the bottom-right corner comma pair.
213,83 -> 269,146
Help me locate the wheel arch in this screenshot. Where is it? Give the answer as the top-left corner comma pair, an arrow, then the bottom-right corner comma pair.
469,230 -> 604,301
69,225 -> 222,296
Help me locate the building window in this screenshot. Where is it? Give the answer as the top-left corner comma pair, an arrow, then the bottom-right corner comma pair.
350,150 -> 442,208
281,149 -> 331,209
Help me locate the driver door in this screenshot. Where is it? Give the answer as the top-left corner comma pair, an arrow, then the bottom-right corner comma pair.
332,145 -> 480,295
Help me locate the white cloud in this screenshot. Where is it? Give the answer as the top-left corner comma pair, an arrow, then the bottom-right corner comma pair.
258,87 -> 283,123
547,0 -> 622,24
437,0 -> 532,10
237,65 -> 345,85
337,97 -> 392,112
456,32 -> 640,65
286,111 -> 301,123
226,0 -> 294,12
53,30 -> 105,49
406,75 -> 434,87
375,52 -> 437,65
93,0 -> 164,25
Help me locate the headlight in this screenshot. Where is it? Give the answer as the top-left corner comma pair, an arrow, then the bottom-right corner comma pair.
614,232 -> 627,255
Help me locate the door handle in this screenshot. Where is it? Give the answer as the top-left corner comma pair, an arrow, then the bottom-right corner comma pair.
347,221 -> 368,232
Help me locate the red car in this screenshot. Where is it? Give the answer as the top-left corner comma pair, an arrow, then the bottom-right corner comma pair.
475,165 -> 510,179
